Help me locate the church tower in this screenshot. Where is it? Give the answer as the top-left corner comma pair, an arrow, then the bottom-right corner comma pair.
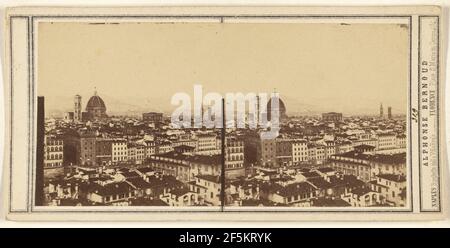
74,94 -> 82,122
379,103 -> 384,119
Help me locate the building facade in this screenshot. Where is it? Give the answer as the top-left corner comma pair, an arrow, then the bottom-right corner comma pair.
196,133 -> 219,155
260,138 -> 277,167
44,135 -> 64,168
95,139 -> 112,166
276,138 -> 293,167
377,133 -> 397,150
80,132 -> 96,166
112,139 -> 128,164
225,137 -> 245,178
292,139 -> 308,164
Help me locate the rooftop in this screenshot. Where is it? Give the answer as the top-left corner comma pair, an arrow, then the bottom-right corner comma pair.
307,177 -> 333,189
377,132 -> 396,137
135,167 -> 154,174
196,174 -> 221,183
89,182 -> 133,196
146,175 -> 184,188
301,172 -> 321,178
174,144 -> 196,150
169,188 -> 192,197
154,152 -> 221,165
354,144 -> 376,149
332,151 -> 406,164
120,171 -> 141,179
329,175 -> 365,188
316,167 -> 335,173
262,181 -> 315,198
351,187 -> 375,196
126,178 -> 152,189
377,173 -> 406,182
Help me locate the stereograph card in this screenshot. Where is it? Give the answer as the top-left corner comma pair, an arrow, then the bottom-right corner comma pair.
1,6 -> 447,221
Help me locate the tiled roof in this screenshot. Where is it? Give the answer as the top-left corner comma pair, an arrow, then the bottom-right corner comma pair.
126,178 -> 152,189
120,171 -> 141,179
262,182 -> 315,198
136,167 -> 154,174
377,173 -> 406,182
301,172 -> 321,178
90,182 -> 133,196
155,152 -> 221,165
196,174 -> 221,183
316,167 -> 334,173
334,151 -> 406,164
354,144 -> 375,149
307,177 -> 332,189
351,187 -> 375,196
169,188 -> 192,197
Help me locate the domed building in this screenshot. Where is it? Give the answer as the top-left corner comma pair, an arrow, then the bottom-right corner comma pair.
266,96 -> 287,121
85,90 -> 107,120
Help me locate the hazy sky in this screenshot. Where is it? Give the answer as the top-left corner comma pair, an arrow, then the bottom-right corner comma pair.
38,22 -> 408,116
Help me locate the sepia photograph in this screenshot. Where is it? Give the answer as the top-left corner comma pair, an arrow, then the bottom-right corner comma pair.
37,21 -> 408,209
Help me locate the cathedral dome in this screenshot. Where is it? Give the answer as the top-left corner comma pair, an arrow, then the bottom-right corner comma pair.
85,90 -> 107,120
267,96 -> 287,121
86,95 -> 106,110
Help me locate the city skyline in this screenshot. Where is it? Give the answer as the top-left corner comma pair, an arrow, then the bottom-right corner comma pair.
38,22 -> 408,117
43,89 -> 406,118
43,91 -> 405,121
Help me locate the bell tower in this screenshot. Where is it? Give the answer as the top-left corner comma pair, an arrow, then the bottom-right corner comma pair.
74,94 -> 82,122
379,103 -> 384,119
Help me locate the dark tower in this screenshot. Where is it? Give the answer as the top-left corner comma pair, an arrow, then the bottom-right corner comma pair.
35,96 -> 45,206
